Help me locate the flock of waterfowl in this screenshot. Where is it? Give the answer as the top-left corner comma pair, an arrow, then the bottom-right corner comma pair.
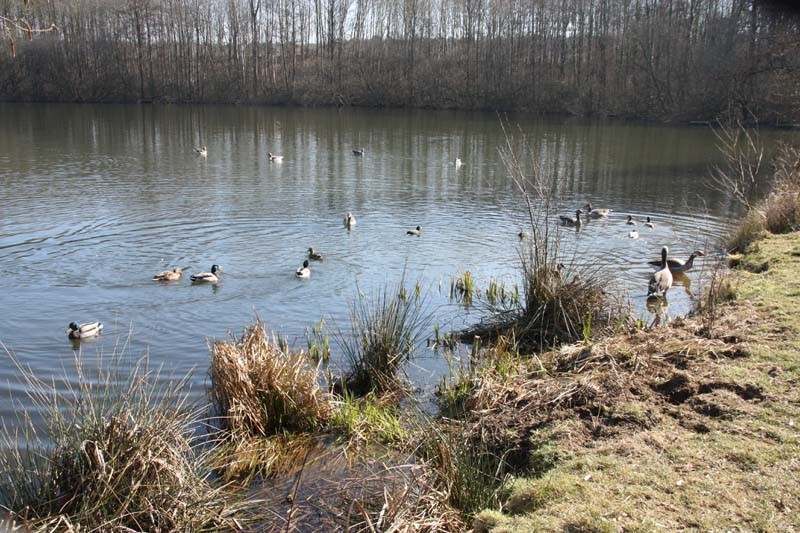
557,202 -> 706,301
66,149 -> 699,341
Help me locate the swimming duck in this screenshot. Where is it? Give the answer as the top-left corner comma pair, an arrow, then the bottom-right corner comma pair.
628,230 -> 639,239
152,267 -> 183,281
644,217 -> 655,229
190,264 -> 222,283
647,246 -> 674,298
66,322 -> 103,340
455,158 -> 463,167
307,248 -> 323,261
626,215 -> 637,226
647,250 -> 705,273
268,152 -> 283,162
407,225 -> 421,236
344,212 -> 357,228
583,202 -> 612,218
296,259 -> 311,278
353,147 -> 365,156
559,209 -> 584,228
194,146 -> 207,157
518,231 -> 529,240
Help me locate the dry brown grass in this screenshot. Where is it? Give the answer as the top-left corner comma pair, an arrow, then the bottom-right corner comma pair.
0,351 -> 246,531
210,319 -> 332,438
451,311 -> 756,470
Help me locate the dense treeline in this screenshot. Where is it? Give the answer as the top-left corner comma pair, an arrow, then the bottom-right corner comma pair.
1,0 -> 798,121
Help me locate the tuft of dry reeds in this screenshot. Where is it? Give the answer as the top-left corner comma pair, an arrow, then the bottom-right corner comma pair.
337,279 -> 429,395
0,346 -> 245,531
465,120 -> 630,351
210,319 -> 332,439
763,143 -> 800,234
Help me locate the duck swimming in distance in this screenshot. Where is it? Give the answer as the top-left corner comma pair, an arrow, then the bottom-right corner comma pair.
296,259 -> 311,278
407,225 -> 421,236
152,267 -> 183,281
560,209 -> 584,228
66,322 -> 103,340
583,202 -> 612,218
647,250 -> 705,273
307,248 -> 323,261
194,146 -> 207,157
344,212 -> 357,228
190,264 -> 222,283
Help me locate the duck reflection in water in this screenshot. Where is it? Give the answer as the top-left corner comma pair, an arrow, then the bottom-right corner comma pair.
671,271 -> 695,299
646,295 -> 670,327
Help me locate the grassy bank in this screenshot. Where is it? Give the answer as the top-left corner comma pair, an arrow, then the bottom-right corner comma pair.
467,231 -> 800,531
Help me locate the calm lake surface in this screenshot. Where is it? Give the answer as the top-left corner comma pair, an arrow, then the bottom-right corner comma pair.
1,103 -> 795,421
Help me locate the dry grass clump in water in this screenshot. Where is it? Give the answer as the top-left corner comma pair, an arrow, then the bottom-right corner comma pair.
0,349 -> 244,531
210,319 -> 331,438
469,121 -> 630,351
337,280 -> 429,395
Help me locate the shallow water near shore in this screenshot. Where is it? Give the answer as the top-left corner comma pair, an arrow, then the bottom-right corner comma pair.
1,103 -> 796,420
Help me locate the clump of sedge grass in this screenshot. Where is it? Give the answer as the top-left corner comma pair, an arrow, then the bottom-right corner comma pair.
468,121 -> 630,352
337,279 -> 429,395
412,420 -> 510,521
0,347 -> 244,531
728,209 -> 766,253
210,319 -> 331,438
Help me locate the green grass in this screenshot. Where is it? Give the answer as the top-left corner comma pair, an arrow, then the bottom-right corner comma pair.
469,232 -> 800,531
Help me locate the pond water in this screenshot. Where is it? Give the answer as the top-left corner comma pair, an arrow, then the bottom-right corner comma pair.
0,103 -> 794,421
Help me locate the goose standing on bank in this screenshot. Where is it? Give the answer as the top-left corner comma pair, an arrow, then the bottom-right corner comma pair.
296,260 -> 311,278
153,267 -> 183,281
268,152 -> 283,162
194,146 -> 207,157
344,212 -> 357,228
626,215 -> 637,226
644,217 -> 655,229
307,248 -> 324,261
647,250 -> 706,273
648,246 -> 673,298
560,209 -> 584,228
353,147 -> 365,156
66,322 -> 103,340
407,225 -> 421,236
583,202 -> 612,218
191,264 -> 222,283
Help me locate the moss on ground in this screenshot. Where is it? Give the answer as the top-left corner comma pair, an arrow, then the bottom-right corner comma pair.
474,232 -> 800,531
